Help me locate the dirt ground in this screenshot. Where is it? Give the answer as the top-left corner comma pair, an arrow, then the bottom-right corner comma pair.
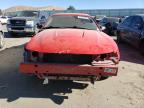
0,26 -> 144,108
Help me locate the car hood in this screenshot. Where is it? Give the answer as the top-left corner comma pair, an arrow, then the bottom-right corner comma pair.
26,29 -> 119,55
10,17 -> 35,21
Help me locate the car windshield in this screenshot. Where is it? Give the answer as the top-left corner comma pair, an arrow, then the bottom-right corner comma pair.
16,11 -> 39,17
45,15 -> 97,30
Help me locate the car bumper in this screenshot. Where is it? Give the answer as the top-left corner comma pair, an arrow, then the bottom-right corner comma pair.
7,26 -> 35,34
20,63 -> 118,78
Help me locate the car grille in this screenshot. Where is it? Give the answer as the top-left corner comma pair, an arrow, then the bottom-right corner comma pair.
42,53 -> 93,64
11,27 -> 24,30
10,20 -> 26,26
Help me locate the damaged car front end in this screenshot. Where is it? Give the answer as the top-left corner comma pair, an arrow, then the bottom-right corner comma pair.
19,13 -> 120,83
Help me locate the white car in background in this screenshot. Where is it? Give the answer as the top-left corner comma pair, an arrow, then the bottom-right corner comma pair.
0,16 -> 10,24
0,22 -> 4,48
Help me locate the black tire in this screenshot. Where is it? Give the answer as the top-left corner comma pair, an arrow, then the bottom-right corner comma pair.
100,76 -> 109,80
0,32 -> 4,48
140,42 -> 144,55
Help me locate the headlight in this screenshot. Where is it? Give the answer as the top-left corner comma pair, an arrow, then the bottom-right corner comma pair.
26,21 -> 34,26
7,20 -> 10,24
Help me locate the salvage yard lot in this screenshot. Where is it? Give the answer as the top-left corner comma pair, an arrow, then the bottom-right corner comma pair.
0,25 -> 144,108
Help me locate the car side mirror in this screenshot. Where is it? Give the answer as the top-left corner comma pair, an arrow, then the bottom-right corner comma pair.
37,23 -> 43,29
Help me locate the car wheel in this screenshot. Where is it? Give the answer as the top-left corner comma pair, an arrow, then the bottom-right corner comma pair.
100,76 -> 109,80
0,32 -> 4,48
140,42 -> 144,55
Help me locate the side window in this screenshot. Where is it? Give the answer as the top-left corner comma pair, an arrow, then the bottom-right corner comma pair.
122,16 -> 133,27
131,16 -> 143,29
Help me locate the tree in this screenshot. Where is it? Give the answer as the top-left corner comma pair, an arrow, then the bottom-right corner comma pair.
0,9 -> 2,15
67,6 -> 76,10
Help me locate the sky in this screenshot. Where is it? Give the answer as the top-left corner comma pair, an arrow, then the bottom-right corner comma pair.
0,0 -> 144,10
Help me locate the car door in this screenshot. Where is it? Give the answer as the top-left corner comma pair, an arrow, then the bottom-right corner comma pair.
128,16 -> 144,47
117,16 -> 133,42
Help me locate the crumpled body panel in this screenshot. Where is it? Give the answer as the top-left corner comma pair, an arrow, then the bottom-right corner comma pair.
26,29 -> 119,56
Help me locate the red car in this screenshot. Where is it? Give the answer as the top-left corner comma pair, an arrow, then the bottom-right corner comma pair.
20,13 -> 120,83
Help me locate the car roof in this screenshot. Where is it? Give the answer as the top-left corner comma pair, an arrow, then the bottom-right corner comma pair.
52,13 -> 90,17
131,14 -> 144,20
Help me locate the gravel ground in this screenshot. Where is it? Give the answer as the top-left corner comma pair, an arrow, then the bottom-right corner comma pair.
0,25 -> 144,108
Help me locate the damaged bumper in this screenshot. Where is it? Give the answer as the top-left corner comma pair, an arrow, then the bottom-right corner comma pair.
20,62 -> 118,80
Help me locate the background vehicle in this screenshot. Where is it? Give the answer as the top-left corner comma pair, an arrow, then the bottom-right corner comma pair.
0,16 -> 11,24
100,17 -> 120,35
7,10 -> 49,36
0,22 -> 4,48
92,15 -> 106,26
20,13 -> 120,83
117,15 -> 144,54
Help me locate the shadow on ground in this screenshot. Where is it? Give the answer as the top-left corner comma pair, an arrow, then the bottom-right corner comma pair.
118,42 -> 144,65
0,37 -> 144,105
0,45 -> 88,105
0,74 -> 88,104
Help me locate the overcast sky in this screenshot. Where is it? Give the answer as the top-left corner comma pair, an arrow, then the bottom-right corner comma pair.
1,0 -> 144,10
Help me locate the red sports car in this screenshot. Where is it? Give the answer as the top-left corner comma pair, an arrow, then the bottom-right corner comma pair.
20,13 -> 120,83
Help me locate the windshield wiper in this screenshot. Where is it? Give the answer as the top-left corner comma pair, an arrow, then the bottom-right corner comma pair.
67,26 -> 93,30
43,26 -> 94,30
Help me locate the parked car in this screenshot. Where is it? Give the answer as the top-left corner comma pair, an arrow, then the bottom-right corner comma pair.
100,17 -> 120,36
7,10 -> 49,36
0,22 -> 4,48
93,15 -> 106,24
121,16 -> 129,22
20,13 -> 120,84
0,16 -> 11,24
117,15 -> 144,54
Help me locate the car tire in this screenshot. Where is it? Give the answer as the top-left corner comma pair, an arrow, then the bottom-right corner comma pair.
0,32 -> 4,48
140,42 -> 144,55
100,76 -> 109,80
